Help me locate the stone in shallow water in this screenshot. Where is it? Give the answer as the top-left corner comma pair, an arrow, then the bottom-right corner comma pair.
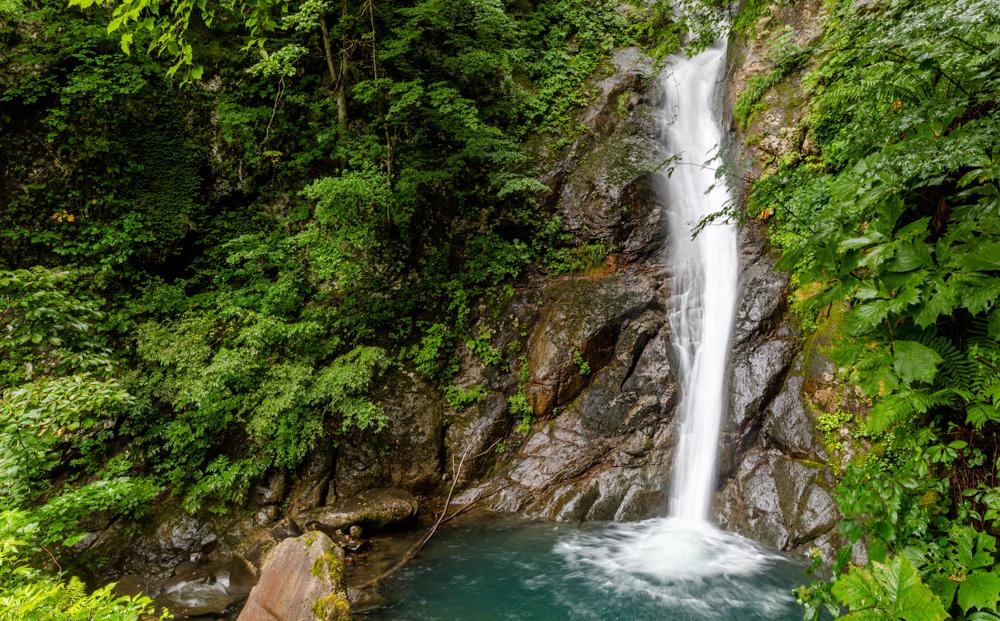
154,557 -> 255,617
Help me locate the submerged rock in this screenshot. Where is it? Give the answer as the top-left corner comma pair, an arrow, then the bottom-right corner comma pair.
238,532 -> 349,621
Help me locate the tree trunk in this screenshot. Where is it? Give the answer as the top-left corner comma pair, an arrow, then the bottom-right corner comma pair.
319,14 -> 348,129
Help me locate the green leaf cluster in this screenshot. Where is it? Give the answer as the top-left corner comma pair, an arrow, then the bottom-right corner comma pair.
741,0 -> 1000,618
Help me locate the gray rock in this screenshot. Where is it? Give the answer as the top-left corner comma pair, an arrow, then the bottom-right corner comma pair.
732,223 -> 790,347
333,371 -> 444,498
288,445 -> 334,513
299,488 -> 418,535
762,365 -> 827,460
251,473 -> 287,506
716,449 -> 838,555
525,274 -> 661,417
457,296 -> 676,522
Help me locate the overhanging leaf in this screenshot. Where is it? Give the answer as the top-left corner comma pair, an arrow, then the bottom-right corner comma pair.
893,340 -> 943,385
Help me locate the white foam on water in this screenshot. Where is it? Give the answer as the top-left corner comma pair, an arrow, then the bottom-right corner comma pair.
554,518 -> 795,618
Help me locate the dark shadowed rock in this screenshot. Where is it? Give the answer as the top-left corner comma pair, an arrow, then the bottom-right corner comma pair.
731,223 -> 790,347
237,532 -> 349,621
333,371 -> 444,498
251,473 -> 287,506
526,274 -> 661,417
288,445 -> 334,513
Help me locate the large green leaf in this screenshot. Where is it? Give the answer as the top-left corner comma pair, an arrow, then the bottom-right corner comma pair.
959,242 -> 1000,272
959,571 -> 1000,613
893,341 -> 943,385
834,556 -> 949,621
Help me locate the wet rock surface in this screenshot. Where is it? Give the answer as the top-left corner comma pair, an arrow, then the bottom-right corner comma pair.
525,274 -> 661,417
717,449 -> 837,552
456,272 -> 676,521
153,557 -> 256,618
537,47 -> 666,263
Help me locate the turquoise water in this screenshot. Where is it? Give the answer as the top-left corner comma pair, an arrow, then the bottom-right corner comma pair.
370,516 -> 806,620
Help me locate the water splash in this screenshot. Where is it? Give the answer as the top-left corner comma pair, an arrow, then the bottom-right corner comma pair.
554,518 -> 796,618
659,39 -> 740,522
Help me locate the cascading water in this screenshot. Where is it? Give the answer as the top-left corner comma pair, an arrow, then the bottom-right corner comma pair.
539,40 -> 798,615
374,39 -> 806,621
661,40 -> 740,522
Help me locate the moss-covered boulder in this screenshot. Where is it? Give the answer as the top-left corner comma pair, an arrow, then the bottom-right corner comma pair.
237,532 -> 349,621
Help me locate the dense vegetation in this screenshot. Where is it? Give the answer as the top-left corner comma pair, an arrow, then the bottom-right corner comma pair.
743,0 -> 1000,618
2,0 -> 998,617
0,0 -> 651,614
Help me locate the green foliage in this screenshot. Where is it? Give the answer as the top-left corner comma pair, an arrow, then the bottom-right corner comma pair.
545,242 -> 611,275
0,375 -> 133,502
743,0 -> 1000,617
4,0 -> 641,524
444,384 -> 487,411
467,329 -> 503,368
573,349 -> 591,376
0,272 -> 161,619
830,555 -> 948,621
733,26 -> 808,129
0,269 -> 112,387
508,391 -> 533,435
0,510 -> 160,621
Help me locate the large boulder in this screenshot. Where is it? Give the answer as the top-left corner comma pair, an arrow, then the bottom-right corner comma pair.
716,449 -> 838,557
237,532 -> 350,621
525,274 -> 661,418
551,49 -> 667,261
457,285 -> 677,521
298,488 -> 419,535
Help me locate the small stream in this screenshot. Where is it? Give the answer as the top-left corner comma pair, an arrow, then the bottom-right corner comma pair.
369,516 -> 806,620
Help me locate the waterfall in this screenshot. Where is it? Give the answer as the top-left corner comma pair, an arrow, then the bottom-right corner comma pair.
549,41 -> 796,609
659,40 -> 739,522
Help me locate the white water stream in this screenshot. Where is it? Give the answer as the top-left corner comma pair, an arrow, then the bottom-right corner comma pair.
661,40 -> 740,522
